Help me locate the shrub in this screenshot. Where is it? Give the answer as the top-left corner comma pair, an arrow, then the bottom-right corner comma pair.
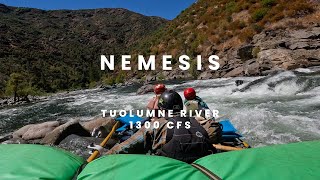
226,1 -> 237,13
227,15 -> 233,23
261,0 -> 277,7
252,47 -> 261,58
102,76 -> 115,85
189,59 -> 200,79
5,72 -> 41,101
115,71 -> 126,84
286,2 -> 314,17
241,2 -> 251,10
239,27 -> 256,42
158,73 -> 165,81
252,24 -> 264,32
230,20 -> 247,31
252,8 -> 269,22
89,81 -> 97,88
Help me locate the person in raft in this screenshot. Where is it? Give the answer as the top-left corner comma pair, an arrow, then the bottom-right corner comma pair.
183,87 -> 222,144
146,83 -> 166,116
105,90 -> 216,163
117,84 -> 167,143
183,87 -> 214,121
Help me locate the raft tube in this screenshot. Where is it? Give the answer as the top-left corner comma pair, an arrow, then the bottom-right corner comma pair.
1,141 -> 319,179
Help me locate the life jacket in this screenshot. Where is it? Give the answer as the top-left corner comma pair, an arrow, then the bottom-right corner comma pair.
156,117 -> 216,163
184,96 -> 213,120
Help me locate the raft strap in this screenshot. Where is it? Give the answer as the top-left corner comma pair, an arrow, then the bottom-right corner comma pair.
191,163 -> 222,180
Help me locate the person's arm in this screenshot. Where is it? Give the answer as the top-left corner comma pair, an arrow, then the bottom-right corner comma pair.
147,97 -> 156,110
105,127 -> 146,154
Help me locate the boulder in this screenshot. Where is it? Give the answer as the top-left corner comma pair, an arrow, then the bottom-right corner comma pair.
116,83 -> 124,88
40,119 -> 91,145
162,69 -> 192,80
290,29 -> 316,39
81,117 -> 117,133
282,62 -> 301,70
238,45 -> 254,61
0,134 -> 13,143
235,80 -> 244,86
21,121 -> 60,140
247,62 -> 261,76
101,85 -> 114,90
58,134 -> 118,159
223,66 -> 244,77
244,60 -> 260,76
12,124 -> 33,139
145,74 -> 157,83
136,84 -> 154,95
257,49 -> 294,69
1,137 -> 27,144
289,42 -> 310,50
198,71 -> 213,80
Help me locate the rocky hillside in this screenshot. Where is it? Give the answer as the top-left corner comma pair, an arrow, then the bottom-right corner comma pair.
131,0 -> 320,81
0,3 -> 167,96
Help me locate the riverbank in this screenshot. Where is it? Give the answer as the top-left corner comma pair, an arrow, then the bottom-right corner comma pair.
0,95 -> 46,109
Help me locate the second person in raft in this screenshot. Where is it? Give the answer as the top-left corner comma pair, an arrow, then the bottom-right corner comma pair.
183,87 -> 223,144
146,83 -> 166,118
105,90 -> 216,163
119,84 -> 166,142
183,87 -> 214,121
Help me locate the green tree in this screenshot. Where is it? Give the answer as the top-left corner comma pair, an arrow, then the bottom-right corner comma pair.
5,73 -> 38,102
189,59 -> 200,79
102,74 -> 115,86
115,71 -> 126,84
6,73 -> 25,102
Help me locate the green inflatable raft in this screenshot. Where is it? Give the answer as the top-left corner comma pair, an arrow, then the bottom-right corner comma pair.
1,141 -> 320,180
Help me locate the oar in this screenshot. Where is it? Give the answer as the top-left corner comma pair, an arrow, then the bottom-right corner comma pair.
87,121 -> 120,163
213,144 -> 243,151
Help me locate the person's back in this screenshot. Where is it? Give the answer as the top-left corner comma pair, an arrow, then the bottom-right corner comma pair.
156,90 -> 216,163
183,88 -> 222,144
156,116 -> 215,163
184,88 -> 213,120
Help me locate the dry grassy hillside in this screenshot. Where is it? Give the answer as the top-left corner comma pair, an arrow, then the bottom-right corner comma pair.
130,0 -> 320,82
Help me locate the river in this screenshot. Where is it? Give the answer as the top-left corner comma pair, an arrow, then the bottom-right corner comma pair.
1,67 -> 320,147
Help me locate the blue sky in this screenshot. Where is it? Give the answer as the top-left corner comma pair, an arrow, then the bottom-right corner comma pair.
0,0 -> 196,19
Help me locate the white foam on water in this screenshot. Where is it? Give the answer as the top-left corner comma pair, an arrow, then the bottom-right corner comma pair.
181,78 -> 231,87
231,72 -> 304,97
198,86 -> 235,97
276,114 -> 320,135
0,108 -> 18,116
71,97 -> 105,106
297,86 -> 320,96
266,71 -> 296,83
273,80 -> 303,95
294,68 -> 315,73
286,94 -> 320,108
206,98 -> 308,147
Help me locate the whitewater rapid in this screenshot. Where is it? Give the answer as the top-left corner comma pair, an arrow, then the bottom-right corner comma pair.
0,68 -> 319,147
